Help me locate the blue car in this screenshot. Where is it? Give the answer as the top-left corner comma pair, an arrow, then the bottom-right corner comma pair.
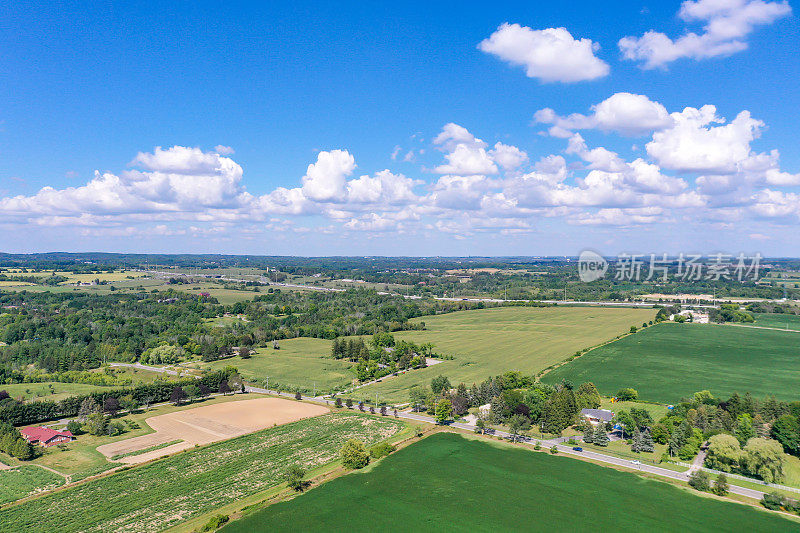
572,446 -> 583,452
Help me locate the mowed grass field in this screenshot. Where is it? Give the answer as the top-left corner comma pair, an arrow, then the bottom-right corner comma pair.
0,382 -> 109,402
354,306 -> 654,403
223,432 -> 796,532
545,322 -> 800,403
199,337 -> 354,393
0,412 -> 405,533
753,312 -> 800,331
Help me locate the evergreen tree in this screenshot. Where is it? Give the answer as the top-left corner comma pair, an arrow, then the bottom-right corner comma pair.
593,425 -> 610,447
640,427 -> 655,453
583,424 -> 594,444
632,427 -> 643,452
542,387 -> 578,434
669,421 -> 689,456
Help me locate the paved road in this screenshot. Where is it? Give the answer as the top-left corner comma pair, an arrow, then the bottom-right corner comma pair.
118,365 -> 769,501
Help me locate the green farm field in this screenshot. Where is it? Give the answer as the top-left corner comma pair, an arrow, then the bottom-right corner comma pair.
198,337 -> 354,393
544,322 -> 800,403
753,312 -> 800,331
223,432 -> 796,532
0,412 -> 405,533
354,306 -> 654,403
0,466 -> 64,505
0,382 -> 109,402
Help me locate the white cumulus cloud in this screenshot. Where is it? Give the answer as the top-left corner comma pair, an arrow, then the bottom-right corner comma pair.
619,0 -> 792,68
479,23 -> 610,82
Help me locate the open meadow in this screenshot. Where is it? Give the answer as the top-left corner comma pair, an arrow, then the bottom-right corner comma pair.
0,382 -> 109,402
544,322 -> 800,403
0,412 -> 405,532
198,337 -> 354,393
353,306 -> 654,403
222,432 -> 797,532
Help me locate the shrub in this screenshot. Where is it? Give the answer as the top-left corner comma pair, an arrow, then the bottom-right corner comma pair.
616,388 -> 639,401
550,445 -> 558,454
370,442 -> 396,459
760,491 -> 785,511
688,470 -> 710,492
200,514 -> 229,531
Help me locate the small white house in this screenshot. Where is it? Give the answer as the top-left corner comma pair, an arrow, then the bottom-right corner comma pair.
478,403 -> 491,417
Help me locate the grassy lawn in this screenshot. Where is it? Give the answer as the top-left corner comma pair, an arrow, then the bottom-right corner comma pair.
0,412 -> 405,533
0,382 -> 109,402
0,466 -> 65,505
753,312 -> 800,331
598,398 -> 668,420
353,306 -> 654,404
223,432 -> 797,532
544,322 -> 800,403
197,337 -> 354,393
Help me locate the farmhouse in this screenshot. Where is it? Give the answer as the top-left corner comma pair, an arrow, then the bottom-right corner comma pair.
20,426 -> 75,447
580,408 -> 614,425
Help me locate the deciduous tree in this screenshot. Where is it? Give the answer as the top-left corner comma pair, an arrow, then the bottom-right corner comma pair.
340,439 -> 370,469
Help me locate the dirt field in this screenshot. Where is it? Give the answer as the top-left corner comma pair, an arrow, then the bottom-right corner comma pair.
97,398 -> 328,464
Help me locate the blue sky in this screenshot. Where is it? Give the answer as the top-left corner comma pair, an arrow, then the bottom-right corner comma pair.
1,0 -> 799,255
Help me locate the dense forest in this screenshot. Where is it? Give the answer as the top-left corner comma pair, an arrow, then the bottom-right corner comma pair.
0,288 -> 484,376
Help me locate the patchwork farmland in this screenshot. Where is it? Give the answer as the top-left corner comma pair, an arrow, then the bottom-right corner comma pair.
354,305 -> 655,403
0,413 -> 405,532
96,397 -> 328,464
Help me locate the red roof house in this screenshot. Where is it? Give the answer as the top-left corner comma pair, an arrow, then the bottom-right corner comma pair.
20,426 -> 75,447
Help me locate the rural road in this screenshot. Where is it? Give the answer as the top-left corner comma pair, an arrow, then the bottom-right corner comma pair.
118,365 -> 771,501
243,387 -> 773,500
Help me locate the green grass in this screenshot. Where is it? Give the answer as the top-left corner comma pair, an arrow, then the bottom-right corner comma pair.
0,382 -> 109,402
101,365 -> 178,384
110,440 -> 183,461
199,337 -> 354,393
598,398 -> 668,420
0,412 -> 405,533
353,306 -> 654,404
0,466 -> 65,505
223,432 -> 796,532
753,313 -> 800,331
544,322 -> 800,403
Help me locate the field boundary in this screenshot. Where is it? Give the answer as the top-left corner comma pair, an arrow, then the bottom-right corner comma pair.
536,322 -> 656,381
